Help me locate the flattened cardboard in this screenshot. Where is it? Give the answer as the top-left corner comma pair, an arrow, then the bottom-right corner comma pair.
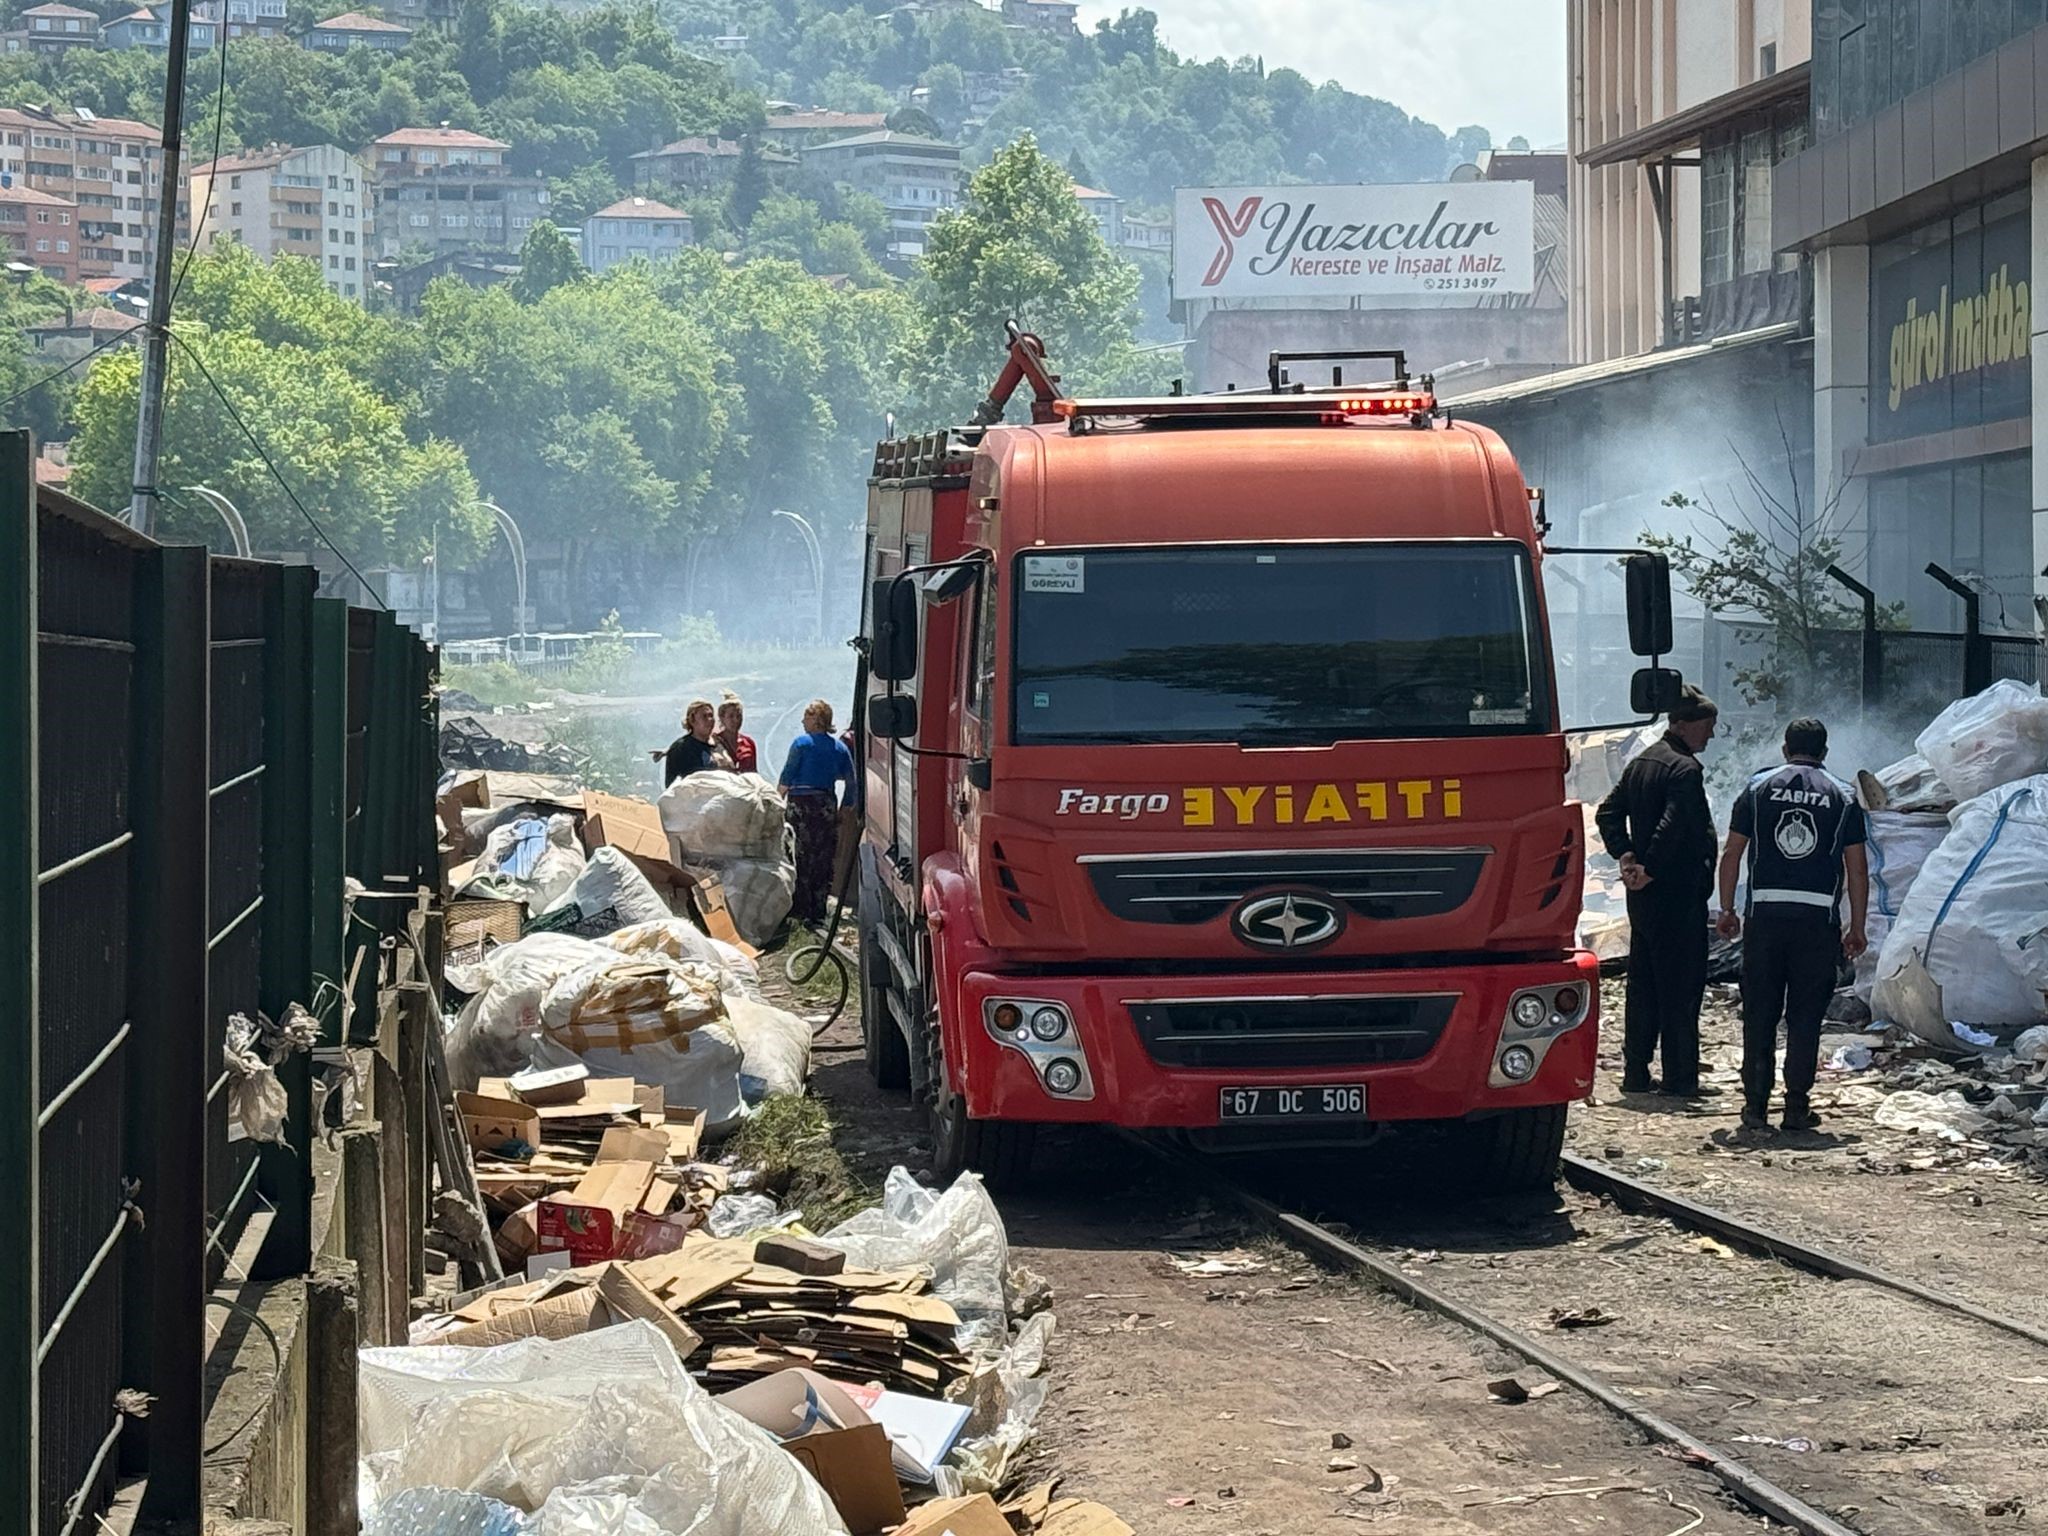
455,1091 -> 540,1155
584,791 -> 686,889
681,865 -> 757,956
783,1424 -> 904,1535
596,1125 -> 670,1166
484,771 -> 585,811
437,771 -> 489,840
480,1075 -> 639,1118
1039,1501 -> 1135,1536
890,1494 -> 1012,1536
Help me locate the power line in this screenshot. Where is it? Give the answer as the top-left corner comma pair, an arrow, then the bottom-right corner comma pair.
169,26 -> 231,313
0,327 -> 140,417
168,328 -> 388,608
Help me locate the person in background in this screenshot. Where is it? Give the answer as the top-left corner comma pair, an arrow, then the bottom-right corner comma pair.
653,699 -> 723,787
1594,686 -> 1721,1101
1716,717 -> 1869,1136
716,691 -> 758,774
780,698 -> 857,924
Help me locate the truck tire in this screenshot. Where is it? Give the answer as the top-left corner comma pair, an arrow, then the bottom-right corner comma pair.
929,1086 -> 1036,1193
1450,1103 -> 1566,1193
859,938 -> 910,1091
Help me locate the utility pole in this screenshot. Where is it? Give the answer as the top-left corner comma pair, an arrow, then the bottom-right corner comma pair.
126,0 -> 196,532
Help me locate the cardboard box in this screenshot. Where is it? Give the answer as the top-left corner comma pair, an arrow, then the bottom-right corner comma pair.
585,791 -> 686,889
437,1261 -> 701,1356
506,1062 -> 589,1105
437,771 -> 489,841
455,1091 -> 540,1156
890,1494 -> 1012,1536
785,1424 -> 905,1535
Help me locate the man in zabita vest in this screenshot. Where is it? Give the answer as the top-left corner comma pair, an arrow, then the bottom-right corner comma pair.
1715,718 -> 1870,1136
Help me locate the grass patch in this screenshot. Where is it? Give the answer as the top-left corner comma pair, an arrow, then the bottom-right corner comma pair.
442,661 -> 544,708
724,1092 -> 878,1231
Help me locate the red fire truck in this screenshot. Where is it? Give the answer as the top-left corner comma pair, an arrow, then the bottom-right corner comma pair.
856,333 -> 1680,1190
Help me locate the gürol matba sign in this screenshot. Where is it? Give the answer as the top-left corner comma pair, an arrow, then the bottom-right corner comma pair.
1173,181 -> 1536,301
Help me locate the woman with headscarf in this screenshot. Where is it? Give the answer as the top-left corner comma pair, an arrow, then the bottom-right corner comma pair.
778,698 -> 857,924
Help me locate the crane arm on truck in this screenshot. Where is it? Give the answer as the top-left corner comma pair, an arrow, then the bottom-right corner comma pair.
969,324 -> 1066,428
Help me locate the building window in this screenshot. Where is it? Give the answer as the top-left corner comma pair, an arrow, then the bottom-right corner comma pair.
345,255 -> 355,269
328,173 -> 338,188
329,253 -> 339,267
230,201 -> 240,215
54,239 -> 65,252
230,174 -> 240,188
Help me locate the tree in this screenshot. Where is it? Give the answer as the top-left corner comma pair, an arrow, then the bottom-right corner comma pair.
893,134 -> 1167,427
886,104 -> 940,139
729,134 -> 769,230
514,220 -> 585,301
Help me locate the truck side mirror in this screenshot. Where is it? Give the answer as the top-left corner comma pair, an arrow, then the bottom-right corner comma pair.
868,693 -> 918,739
1625,552 -> 1674,657
965,757 -> 992,791
870,576 -> 919,681
1630,666 -> 1686,716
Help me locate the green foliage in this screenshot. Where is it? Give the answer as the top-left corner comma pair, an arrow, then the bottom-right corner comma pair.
743,193 -> 886,285
729,133 -> 770,229
441,660 -> 544,707
512,220 -> 586,302
894,135 -> 1166,426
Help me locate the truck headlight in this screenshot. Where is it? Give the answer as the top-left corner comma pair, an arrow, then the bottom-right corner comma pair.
1029,1006 -> 1069,1042
1511,994 -> 1548,1029
1498,1044 -> 1538,1082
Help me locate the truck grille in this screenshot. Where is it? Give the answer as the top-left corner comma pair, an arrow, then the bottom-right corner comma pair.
1129,994 -> 1457,1069
1082,848 -> 1487,926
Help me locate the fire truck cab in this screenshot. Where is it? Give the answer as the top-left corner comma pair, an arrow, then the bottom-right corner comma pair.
856,335 -> 1680,1190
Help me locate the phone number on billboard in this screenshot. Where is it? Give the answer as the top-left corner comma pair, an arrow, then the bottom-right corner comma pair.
1421,276 -> 1503,291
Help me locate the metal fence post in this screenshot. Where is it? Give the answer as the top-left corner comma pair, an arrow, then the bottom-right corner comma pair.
309,600 -> 348,1047
1927,562 -> 1990,695
1825,564 -> 1881,714
256,564 -> 317,1280
130,541 -> 210,1524
0,430 -> 40,1536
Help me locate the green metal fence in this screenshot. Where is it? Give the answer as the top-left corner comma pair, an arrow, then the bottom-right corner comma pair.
0,431 -> 438,1532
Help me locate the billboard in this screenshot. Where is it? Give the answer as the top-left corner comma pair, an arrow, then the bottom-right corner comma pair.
1173,181 -> 1536,302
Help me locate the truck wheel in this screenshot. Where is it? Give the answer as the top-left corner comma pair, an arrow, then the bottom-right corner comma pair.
1450,1104 -> 1566,1193
929,1086 -> 1036,1193
859,941 -> 910,1091
855,903 -> 909,1091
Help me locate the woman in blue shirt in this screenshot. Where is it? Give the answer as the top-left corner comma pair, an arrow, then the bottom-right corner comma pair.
779,698 -> 857,923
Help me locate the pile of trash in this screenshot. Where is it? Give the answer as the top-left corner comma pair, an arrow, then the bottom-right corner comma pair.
1814,1022 -> 2048,1168
365,1169 -> 1080,1535
441,715 -> 590,777
1859,680 -> 2048,1050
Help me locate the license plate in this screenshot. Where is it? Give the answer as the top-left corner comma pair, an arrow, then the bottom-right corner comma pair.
1219,1085 -> 1366,1121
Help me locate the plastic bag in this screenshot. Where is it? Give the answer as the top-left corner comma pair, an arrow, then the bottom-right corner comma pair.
694,857 -> 794,947
1853,810 -> 1951,1001
466,815 -> 587,915
821,1168 -> 1012,1358
605,919 -> 763,1003
2013,1024 -> 2048,1064
528,954 -> 747,1134
358,1322 -> 847,1534
539,848 -> 673,935
1873,1089 -> 1992,1143
705,1193 -> 792,1238
659,772 -> 786,861
1857,754 -> 1954,814
365,1488 -> 529,1536
1914,680 -> 2048,804
935,1311 -> 1055,1498
1870,777 -> 2048,1039
724,995 -> 813,1101
444,934 -> 616,1090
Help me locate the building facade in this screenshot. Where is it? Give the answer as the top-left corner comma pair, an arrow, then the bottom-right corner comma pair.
762,110 -> 888,149
186,143 -> 374,300
1569,0 -> 1813,363
0,107 -> 164,281
16,3 -> 95,51
800,130 -> 961,263
1000,0 -> 1078,36
304,11 -> 411,52
0,183 -> 80,283
366,127 -> 548,258
580,195 -> 692,273
1775,3 -> 2048,637
206,0 -> 288,40
99,5 -> 221,50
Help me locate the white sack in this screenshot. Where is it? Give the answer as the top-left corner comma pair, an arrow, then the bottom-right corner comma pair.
696,857 -> 793,947
605,918 -> 763,1001
1914,680 -> 2048,804
658,772 -> 786,861
1858,753 -> 1954,814
1870,776 -> 2048,1039
822,1168 -> 1013,1358
724,994 -> 813,1101
1852,809 -> 1951,1001
445,934 -> 615,1090
358,1321 -> 847,1535
465,814 -> 587,914
539,847 -> 673,934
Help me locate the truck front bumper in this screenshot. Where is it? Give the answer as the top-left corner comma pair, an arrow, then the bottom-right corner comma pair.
953,954 -> 1600,1127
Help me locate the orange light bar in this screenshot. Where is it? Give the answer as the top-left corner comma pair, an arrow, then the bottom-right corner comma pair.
1049,392 -> 1437,422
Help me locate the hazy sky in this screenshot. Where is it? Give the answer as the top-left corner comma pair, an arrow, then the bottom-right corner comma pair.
1073,0 -> 1568,148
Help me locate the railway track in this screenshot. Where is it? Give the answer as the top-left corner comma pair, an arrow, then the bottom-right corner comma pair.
1147,1140 -> 2048,1536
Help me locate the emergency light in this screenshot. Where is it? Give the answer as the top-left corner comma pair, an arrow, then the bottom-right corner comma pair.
1050,389 -> 1438,424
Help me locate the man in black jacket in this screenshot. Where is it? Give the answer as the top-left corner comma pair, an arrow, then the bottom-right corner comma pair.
1595,687 -> 1720,1098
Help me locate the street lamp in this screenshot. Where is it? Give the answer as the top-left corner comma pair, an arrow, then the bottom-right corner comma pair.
472,499 -> 528,654
185,483 -> 251,558
771,508 -> 825,642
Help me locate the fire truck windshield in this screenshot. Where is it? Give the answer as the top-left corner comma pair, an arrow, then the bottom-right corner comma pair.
1010,542 -> 1548,746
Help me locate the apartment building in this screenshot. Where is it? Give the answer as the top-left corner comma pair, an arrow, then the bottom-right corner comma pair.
580,195 -> 692,273
15,3 -> 95,52
0,106 -> 164,281
1072,182 -> 1122,247
762,110 -> 888,149
186,143 -> 374,301
365,127 -> 548,258
206,0 -> 288,40
99,5 -> 221,50
1000,0 -> 1077,37
0,183 -> 80,283
1569,0 -> 1812,362
799,130 -> 961,263
304,11 -> 411,53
